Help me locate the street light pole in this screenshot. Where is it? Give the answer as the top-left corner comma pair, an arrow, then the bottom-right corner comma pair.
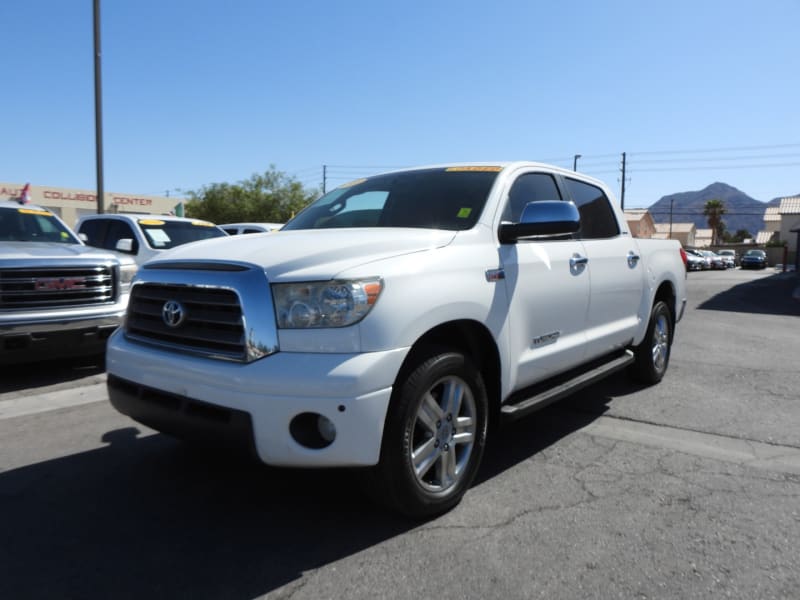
573,154 -> 581,171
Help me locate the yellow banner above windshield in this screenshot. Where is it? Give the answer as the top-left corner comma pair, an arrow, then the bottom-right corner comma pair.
445,166 -> 502,172
18,208 -> 52,216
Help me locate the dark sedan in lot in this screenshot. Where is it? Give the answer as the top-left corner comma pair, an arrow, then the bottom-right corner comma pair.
740,249 -> 768,269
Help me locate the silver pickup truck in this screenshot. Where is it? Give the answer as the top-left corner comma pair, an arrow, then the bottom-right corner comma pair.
0,200 -> 137,365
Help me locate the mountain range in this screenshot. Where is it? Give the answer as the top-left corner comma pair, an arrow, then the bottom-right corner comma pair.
646,182 -> 790,237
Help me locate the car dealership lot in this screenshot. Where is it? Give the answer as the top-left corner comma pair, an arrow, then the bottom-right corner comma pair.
1,269 -> 798,599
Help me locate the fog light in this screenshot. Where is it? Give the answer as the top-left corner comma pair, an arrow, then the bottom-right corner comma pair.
317,415 -> 337,443
289,412 -> 336,449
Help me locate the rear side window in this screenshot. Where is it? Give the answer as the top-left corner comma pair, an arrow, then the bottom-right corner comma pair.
105,220 -> 139,253
501,173 -> 562,222
78,219 -> 107,247
563,178 -> 619,239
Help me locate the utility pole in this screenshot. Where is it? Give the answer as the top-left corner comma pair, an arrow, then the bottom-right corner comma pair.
93,0 -> 104,214
620,152 -> 626,210
669,197 -> 674,239
322,164 -> 327,194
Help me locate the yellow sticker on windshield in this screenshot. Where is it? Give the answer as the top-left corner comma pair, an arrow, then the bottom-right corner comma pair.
445,166 -> 502,172
18,208 -> 51,216
138,219 -> 165,226
457,208 -> 472,218
339,178 -> 367,189
191,220 -> 214,227
60,231 -> 69,239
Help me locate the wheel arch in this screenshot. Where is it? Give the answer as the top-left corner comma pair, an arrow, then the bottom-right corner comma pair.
653,280 -> 677,329
394,319 -> 502,433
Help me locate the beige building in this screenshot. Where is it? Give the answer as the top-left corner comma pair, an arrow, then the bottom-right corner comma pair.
778,196 -> 800,253
755,205 -> 782,246
0,182 -> 184,230
764,205 -> 781,233
623,209 -> 657,238
654,222 -> 696,247
694,228 -> 713,248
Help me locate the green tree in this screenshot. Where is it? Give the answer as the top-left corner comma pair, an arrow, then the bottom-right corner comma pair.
703,198 -> 727,246
723,228 -> 753,243
184,166 -> 318,224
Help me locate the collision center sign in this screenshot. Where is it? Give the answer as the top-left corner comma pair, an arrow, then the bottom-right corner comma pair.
1,183 -> 160,208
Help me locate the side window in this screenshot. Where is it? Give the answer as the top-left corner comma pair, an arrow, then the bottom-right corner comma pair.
563,178 -> 619,239
78,219 -> 106,248
105,220 -> 139,253
501,173 -> 561,222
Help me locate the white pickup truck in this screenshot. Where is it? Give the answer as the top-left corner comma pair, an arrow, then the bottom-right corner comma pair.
106,162 -> 687,516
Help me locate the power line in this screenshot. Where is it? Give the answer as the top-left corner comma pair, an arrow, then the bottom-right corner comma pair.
629,142 -> 800,156
630,161 -> 800,172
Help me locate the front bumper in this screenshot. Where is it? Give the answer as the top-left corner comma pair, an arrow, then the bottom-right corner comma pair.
0,305 -> 126,365
106,330 -> 407,467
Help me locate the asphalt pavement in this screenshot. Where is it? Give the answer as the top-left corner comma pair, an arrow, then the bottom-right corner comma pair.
1,268 -> 798,600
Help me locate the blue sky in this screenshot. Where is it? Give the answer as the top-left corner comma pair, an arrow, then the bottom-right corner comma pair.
2,0 -> 798,208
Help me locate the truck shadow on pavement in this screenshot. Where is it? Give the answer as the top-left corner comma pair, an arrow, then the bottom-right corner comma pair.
698,273 -> 800,316
0,355 -> 105,394
0,384 -> 626,599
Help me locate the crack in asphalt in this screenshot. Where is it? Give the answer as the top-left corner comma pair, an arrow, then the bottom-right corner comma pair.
570,410 -> 800,452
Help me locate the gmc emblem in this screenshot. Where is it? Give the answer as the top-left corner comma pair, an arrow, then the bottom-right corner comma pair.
35,277 -> 87,291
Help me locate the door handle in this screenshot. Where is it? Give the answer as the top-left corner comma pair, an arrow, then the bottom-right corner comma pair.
627,251 -> 641,268
570,254 -> 589,268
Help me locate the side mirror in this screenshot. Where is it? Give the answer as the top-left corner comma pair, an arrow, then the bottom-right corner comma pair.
77,232 -> 88,243
115,238 -> 135,254
499,201 -> 580,244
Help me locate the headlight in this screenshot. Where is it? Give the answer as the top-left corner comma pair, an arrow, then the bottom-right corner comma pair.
119,263 -> 138,293
272,279 -> 382,329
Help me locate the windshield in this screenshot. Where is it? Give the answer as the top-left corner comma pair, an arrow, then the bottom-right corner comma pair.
138,219 -> 227,250
282,167 -> 501,231
0,207 -> 80,243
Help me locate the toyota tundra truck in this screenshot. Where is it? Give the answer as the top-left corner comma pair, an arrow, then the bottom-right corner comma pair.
106,162 -> 687,516
0,200 -> 137,365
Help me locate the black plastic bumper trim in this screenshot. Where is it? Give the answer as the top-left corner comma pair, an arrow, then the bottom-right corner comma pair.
107,374 -> 258,457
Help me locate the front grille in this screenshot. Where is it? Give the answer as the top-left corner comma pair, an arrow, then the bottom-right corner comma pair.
126,283 -> 245,360
0,265 -> 115,309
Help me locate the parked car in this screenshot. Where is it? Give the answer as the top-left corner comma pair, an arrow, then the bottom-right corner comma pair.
700,250 -> 727,270
686,249 -> 710,270
740,249 -> 768,269
685,251 -> 706,271
76,213 -> 228,265
0,200 -> 136,364
717,249 -> 737,268
220,222 -> 283,235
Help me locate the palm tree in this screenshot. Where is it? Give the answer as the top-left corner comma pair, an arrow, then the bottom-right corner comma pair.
703,199 -> 727,246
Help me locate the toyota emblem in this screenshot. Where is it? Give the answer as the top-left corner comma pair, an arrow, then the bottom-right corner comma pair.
162,300 -> 185,328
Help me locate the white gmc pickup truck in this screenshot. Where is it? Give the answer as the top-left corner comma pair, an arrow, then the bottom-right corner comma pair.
107,162 -> 687,516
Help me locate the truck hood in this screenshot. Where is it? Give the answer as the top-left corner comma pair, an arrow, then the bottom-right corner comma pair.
145,228 -> 457,280
0,241 -> 122,262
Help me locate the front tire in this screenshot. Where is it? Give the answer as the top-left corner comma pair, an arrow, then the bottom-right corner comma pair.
629,300 -> 673,384
368,348 -> 488,518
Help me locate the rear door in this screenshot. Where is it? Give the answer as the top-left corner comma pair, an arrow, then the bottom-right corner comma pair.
562,177 -> 644,360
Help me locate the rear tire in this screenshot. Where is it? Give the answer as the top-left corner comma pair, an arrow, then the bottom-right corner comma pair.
629,300 -> 673,384
366,348 -> 488,518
